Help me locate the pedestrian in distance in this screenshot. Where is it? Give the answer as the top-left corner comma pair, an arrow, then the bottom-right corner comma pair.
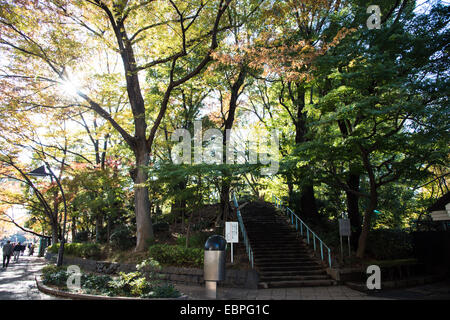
13,242 -> 22,262
2,241 -> 14,269
28,243 -> 34,256
20,243 -> 25,256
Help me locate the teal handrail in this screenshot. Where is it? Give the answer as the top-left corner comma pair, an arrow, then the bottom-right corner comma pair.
271,195 -> 332,267
232,193 -> 254,268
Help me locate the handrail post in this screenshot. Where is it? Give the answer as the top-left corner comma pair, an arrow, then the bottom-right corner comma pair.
328,249 -> 332,267
320,242 -> 324,260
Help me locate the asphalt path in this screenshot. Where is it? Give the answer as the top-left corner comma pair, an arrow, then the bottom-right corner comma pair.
0,249 -> 60,300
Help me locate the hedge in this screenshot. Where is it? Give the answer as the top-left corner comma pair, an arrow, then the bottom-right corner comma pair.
148,244 -> 203,268
47,243 -> 102,259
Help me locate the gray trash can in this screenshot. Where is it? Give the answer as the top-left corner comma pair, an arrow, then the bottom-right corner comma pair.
204,235 -> 227,298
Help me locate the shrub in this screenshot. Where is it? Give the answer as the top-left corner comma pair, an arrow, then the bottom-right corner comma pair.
42,266 -> 69,287
73,231 -> 89,243
365,229 -> 414,260
41,265 -> 181,298
110,226 -> 135,250
148,244 -> 203,268
81,273 -> 113,295
136,258 -> 161,271
107,272 -> 151,297
41,264 -> 65,277
176,232 -> 212,248
141,283 -> 180,298
153,222 -> 170,233
47,243 -> 102,259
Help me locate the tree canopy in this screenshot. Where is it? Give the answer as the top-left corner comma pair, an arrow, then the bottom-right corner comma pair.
0,0 -> 448,260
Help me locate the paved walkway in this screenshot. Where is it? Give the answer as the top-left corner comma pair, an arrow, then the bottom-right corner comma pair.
370,279 -> 450,300
174,284 -> 390,300
0,252 -> 60,300
174,280 -> 450,300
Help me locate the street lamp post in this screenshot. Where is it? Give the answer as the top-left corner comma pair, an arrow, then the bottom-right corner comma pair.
29,164 -> 68,267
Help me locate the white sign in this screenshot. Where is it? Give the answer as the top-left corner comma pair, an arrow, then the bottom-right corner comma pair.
339,219 -> 351,237
225,222 -> 239,243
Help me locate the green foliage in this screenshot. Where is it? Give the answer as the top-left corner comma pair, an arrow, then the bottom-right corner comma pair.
41,265 -> 69,287
67,163 -> 134,243
47,243 -> 102,259
41,264 -> 66,279
365,229 -> 414,260
1,0 -> 448,263
153,222 -> 170,233
110,226 -> 135,250
107,272 -> 150,297
141,283 -> 180,298
81,273 -> 114,295
73,231 -> 89,243
41,265 -> 181,298
136,257 -> 162,271
148,244 -> 203,268
176,232 -> 212,248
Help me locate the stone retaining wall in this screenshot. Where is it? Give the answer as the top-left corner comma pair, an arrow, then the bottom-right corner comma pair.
44,252 -> 259,289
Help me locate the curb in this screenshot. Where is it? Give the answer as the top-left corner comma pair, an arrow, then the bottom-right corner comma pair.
35,276 -> 189,300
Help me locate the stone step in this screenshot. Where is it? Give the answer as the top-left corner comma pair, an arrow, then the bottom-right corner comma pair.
254,257 -> 317,264
244,228 -> 293,232
257,264 -> 322,271
251,239 -> 304,243
247,233 -> 299,238
253,253 -> 313,259
259,271 -> 330,281
239,201 -> 333,288
258,279 -> 337,289
259,275 -> 330,282
252,246 -> 309,254
250,246 -> 308,251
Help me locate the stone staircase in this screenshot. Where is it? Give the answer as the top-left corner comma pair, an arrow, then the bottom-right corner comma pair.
239,201 -> 336,288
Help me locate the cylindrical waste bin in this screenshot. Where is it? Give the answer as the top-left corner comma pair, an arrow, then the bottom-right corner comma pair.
204,235 -> 227,298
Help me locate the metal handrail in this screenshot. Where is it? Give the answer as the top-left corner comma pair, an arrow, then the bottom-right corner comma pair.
232,193 -> 254,268
271,194 -> 332,267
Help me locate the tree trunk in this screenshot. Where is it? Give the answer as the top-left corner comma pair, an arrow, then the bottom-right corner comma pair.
95,214 -> 103,243
287,174 -> 294,209
220,182 -> 231,222
219,66 -> 247,221
356,199 -> 376,258
346,173 -> 362,250
133,148 -> 154,252
293,82 -> 318,218
356,150 -> 378,258
71,216 -> 77,242
300,185 -> 318,218
51,221 -> 59,245
106,216 -> 112,243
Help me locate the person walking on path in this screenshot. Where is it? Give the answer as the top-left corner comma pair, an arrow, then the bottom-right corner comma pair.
13,242 -> 22,262
28,243 -> 34,256
2,241 -> 13,269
